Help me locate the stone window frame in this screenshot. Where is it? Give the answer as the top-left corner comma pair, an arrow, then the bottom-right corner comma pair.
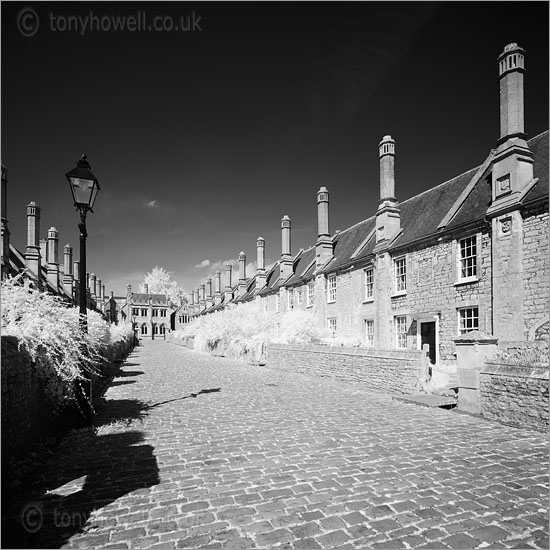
363,266 -> 374,302
327,273 -> 337,303
160,309 -> 167,318
140,308 -> 147,316
393,256 -> 407,296
287,287 -> 294,310
455,233 -> 480,286
296,288 -> 303,306
327,317 -> 337,337
307,280 -> 315,308
152,308 -> 159,317
458,306 -> 479,335
364,318 -> 375,347
132,307 -> 139,316
395,315 -> 408,349
140,323 -> 148,335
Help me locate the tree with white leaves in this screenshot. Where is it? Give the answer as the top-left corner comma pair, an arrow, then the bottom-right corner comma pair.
140,266 -> 188,308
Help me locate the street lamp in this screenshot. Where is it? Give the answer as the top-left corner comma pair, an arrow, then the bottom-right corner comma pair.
66,154 -> 100,332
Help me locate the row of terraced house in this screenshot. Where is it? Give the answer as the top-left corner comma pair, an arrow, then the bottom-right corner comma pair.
180,42 -> 549,372
0,169 -> 110,315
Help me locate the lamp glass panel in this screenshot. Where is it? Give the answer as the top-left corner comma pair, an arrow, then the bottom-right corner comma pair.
70,177 -> 94,206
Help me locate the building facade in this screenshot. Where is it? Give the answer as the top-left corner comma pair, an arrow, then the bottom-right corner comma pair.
189,42 -> 549,371
123,284 -> 172,338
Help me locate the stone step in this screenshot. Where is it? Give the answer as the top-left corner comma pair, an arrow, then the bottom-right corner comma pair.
392,393 -> 458,409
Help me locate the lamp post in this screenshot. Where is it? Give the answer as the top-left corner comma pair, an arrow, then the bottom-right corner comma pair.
66,154 -> 100,332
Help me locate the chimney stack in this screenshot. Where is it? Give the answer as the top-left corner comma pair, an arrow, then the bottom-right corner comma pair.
63,244 -> 73,296
498,42 -> 526,142
199,283 -> 206,310
73,261 -> 80,281
488,42 -> 533,209
375,136 -> 400,245
47,227 -> 60,290
193,287 -> 199,311
1,162 -> 10,278
316,188 -> 333,268
224,263 -> 233,303
256,237 -> 266,292
90,273 -> 97,299
238,252 -> 247,297
206,277 -> 213,307
25,202 -> 41,281
280,215 -> 293,280
214,271 -> 222,304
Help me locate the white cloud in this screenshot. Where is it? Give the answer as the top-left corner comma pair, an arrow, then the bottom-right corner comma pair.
144,200 -> 160,209
195,259 -> 211,268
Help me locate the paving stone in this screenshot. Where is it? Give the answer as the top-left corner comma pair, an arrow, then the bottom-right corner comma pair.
315,530 -> 351,548
443,533 -> 482,548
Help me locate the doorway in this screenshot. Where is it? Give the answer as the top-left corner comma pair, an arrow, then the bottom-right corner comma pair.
420,321 -> 436,364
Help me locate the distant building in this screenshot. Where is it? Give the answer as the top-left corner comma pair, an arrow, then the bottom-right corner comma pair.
123,283 -> 172,338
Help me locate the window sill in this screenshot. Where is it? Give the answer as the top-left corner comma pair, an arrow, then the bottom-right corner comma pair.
454,277 -> 479,287
327,300 -> 336,304
391,291 -> 407,298
363,298 -> 374,304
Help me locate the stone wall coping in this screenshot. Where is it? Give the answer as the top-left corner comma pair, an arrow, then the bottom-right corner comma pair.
482,360 -> 549,379
453,330 -> 498,345
266,342 -> 422,360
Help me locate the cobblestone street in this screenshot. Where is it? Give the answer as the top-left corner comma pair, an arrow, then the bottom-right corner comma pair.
5,340 -> 549,549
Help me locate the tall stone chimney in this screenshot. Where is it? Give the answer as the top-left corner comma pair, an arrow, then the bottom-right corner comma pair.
205,277 -> 213,307
224,263 -> 233,303
316,187 -> 333,268
63,244 -> 73,296
90,273 -> 97,299
1,162 -> 10,278
375,136 -> 400,246
193,287 -> 199,311
199,283 -> 206,311
280,215 -> 293,280
73,261 -> 80,281
488,43 -> 533,212
238,252 -> 247,297
25,202 -> 41,281
486,42 -> 534,341
256,237 -> 266,292
214,271 -> 222,304
97,278 -> 103,303
47,227 -> 60,290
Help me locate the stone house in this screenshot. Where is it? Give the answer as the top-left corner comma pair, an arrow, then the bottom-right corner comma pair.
123,283 -> 172,338
190,42 -> 548,373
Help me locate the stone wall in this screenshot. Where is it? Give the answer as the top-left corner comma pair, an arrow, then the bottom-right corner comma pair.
522,209 -> 549,339
265,343 -> 425,395
480,360 -> 549,430
1,335 -> 134,460
1,336 -> 51,459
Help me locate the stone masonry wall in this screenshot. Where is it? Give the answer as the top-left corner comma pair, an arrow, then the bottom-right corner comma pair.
1,335 -> 134,460
266,343 -> 424,395
391,230 -> 492,366
480,360 -> 549,431
1,336 -> 52,458
522,209 -> 549,339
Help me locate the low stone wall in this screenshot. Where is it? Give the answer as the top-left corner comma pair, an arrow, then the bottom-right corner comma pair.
265,343 -> 425,395
480,361 -> 549,430
168,335 -> 265,364
1,336 -> 134,460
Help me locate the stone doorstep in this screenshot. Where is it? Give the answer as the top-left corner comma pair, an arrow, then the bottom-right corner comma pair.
392,394 -> 458,409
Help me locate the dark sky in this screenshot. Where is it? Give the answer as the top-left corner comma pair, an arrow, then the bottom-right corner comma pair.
2,2 -> 548,295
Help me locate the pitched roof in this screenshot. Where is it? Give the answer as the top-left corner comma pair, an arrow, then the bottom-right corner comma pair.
131,293 -> 167,305
319,131 -> 548,272
522,131 -> 549,205
285,247 -> 316,286
258,262 -> 281,296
